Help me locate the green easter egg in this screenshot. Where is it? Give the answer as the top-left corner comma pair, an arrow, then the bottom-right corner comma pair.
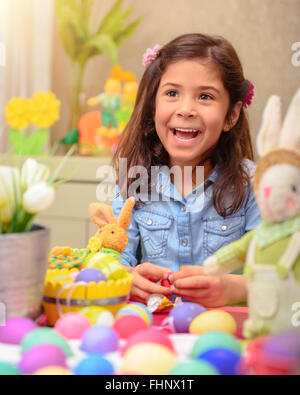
0,362 -> 21,375
191,331 -> 242,358
169,360 -> 219,375
21,327 -> 73,358
107,261 -> 127,280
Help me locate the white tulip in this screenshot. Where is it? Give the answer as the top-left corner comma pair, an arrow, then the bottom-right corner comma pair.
0,167 -> 21,222
22,182 -> 55,214
21,158 -> 50,190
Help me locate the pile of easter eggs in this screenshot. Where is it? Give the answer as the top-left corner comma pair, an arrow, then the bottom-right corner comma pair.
1,302 -> 299,375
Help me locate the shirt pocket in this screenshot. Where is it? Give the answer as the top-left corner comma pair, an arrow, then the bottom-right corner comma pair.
134,210 -> 173,260
203,215 -> 245,257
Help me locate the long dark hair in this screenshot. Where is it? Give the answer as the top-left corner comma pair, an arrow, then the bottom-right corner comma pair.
113,33 -> 254,217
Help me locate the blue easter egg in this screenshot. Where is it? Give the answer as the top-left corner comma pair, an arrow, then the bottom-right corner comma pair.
198,348 -> 241,375
81,326 -> 119,354
75,268 -> 106,283
74,355 -> 114,375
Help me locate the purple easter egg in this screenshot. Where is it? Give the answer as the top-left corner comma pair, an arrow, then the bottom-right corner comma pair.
18,344 -> 67,375
170,303 -> 206,333
75,268 -> 106,284
264,329 -> 300,359
0,317 -> 37,345
81,326 -> 119,354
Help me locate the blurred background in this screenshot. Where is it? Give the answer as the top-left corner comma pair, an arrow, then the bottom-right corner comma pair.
0,0 -> 300,154
0,0 -> 299,247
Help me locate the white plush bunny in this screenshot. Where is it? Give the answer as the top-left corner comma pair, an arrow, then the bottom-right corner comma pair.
203,87 -> 300,338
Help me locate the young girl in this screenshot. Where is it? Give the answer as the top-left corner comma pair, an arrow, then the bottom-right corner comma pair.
112,33 -> 261,307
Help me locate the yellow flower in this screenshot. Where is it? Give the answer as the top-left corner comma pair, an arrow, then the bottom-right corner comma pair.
30,92 -> 61,128
5,97 -> 31,130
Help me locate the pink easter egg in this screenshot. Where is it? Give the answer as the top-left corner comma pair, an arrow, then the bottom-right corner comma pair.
121,328 -> 175,356
18,344 -> 67,375
0,317 -> 37,345
55,312 -> 91,340
113,315 -> 149,339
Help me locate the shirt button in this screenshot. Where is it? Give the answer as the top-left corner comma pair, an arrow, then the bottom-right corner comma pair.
181,239 -> 188,247
182,206 -> 186,212
159,184 -> 164,190
221,225 -> 228,231
147,219 -> 153,226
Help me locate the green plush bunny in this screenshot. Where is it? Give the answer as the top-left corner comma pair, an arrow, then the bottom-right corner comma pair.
203,87 -> 300,338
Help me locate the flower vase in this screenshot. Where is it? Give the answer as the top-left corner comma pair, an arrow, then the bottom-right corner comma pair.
0,225 -> 50,322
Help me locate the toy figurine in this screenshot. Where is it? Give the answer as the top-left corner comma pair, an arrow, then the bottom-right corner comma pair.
204,87 -> 300,338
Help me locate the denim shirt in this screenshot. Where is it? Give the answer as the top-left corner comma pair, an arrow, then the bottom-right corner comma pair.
111,160 -> 261,272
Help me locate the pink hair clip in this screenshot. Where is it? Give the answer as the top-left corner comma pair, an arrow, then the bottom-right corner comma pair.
244,82 -> 255,108
142,44 -> 162,68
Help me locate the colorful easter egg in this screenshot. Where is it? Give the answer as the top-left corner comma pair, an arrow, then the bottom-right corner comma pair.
74,355 -> 114,375
169,360 -> 219,375
0,362 -> 21,375
18,344 -> 67,375
80,306 -> 114,326
0,317 -> 37,345
122,343 -> 176,375
21,327 -> 73,357
81,326 -> 119,354
113,315 -> 149,339
170,303 -> 206,333
198,348 -> 241,375
121,328 -> 175,356
191,332 -> 242,358
55,312 -> 91,340
117,303 -> 153,325
75,268 -> 106,283
189,310 -> 237,335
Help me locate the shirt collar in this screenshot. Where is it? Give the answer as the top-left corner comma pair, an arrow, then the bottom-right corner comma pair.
256,213 -> 300,248
154,166 -> 218,202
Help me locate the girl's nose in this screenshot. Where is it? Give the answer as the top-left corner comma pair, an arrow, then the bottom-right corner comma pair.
263,186 -> 272,198
176,99 -> 197,118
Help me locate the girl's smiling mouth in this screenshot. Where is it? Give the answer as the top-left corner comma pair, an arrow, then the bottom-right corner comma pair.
170,127 -> 202,142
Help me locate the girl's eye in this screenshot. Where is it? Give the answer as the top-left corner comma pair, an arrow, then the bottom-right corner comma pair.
199,94 -> 212,100
291,185 -> 297,193
167,90 -> 178,97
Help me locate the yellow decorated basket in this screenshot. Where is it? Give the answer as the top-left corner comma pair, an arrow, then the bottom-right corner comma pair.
43,269 -> 133,326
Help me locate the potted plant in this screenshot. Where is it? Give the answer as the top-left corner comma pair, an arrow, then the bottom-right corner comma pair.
0,153 -> 74,321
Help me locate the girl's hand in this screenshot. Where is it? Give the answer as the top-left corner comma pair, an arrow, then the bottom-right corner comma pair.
127,262 -> 173,304
170,266 -> 247,308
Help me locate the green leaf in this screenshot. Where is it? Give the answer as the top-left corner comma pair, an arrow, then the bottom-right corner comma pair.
60,128 -> 79,146
97,0 -> 123,35
55,0 -> 87,38
114,17 -> 142,47
86,34 -> 118,65
8,130 -> 27,155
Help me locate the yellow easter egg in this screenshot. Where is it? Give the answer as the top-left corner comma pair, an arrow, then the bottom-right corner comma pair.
34,367 -> 72,375
80,306 -> 114,327
122,343 -> 176,375
189,310 -> 237,335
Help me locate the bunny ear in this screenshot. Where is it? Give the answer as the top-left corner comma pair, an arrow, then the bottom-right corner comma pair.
89,203 -> 117,228
279,87 -> 300,149
118,197 -> 135,230
256,95 -> 282,157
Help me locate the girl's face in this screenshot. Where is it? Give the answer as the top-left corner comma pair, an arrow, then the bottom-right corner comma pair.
154,58 -> 242,168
